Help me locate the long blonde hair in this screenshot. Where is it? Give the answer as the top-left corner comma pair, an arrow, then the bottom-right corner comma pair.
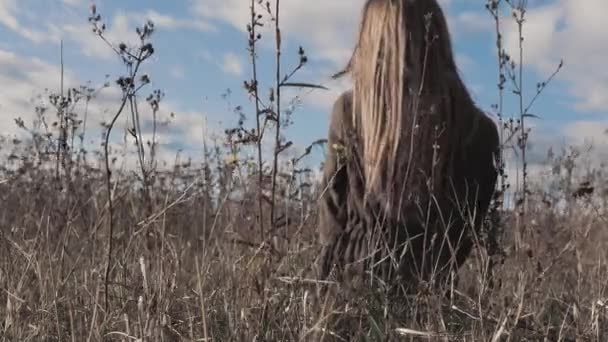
339,0 -> 463,211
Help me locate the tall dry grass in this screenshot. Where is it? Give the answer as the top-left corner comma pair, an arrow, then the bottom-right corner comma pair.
1,1 -> 607,341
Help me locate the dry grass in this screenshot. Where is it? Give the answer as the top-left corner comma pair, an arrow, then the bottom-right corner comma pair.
1,1 -> 607,341
0,145 -> 607,341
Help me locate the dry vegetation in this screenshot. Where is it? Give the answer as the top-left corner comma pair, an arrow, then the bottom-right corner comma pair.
1,0 -> 608,341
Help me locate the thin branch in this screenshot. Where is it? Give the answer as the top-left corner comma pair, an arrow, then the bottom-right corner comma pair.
248,0 -> 266,242
269,0 -> 282,231
524,60 -> 563,115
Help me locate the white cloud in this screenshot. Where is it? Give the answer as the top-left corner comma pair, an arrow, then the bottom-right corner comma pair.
191,0 -> 491,70
0,48 -> 141,144
190,0 -> 493,113
0,47 -> 223,169
169,65 -> 186,79
0,49 -> 76,137
0,0 -> 18,30
199,50 -> 213,63
126,9 -> 215,33
198,50 -> 245,77
503,0 -> 608,112
291,71 -> 352,112
65,10 -> 215,61
61,19 -> 129,61
564,120 -> 608,148
221,52 -> 243,76
0,0 -> 127,59
451,10 -> 493,35
0,0 -> 61,43
61,10 -> 187,61
497,119 -> 608,199
192,0 -> 364,67
455,53 -> 474,72
0,50 -> 121,168
0,1 -> 215,61
559,120 -> 608,180
62,0 -> 83,6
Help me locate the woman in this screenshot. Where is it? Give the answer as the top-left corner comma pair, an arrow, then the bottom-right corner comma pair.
317,0 -> 499,293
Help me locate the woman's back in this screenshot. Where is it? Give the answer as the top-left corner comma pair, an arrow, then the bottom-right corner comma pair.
317,89 -> 499,291
315,0 -> 499,293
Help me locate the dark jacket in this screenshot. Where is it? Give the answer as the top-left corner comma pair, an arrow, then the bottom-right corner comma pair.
316,90 -> 499,291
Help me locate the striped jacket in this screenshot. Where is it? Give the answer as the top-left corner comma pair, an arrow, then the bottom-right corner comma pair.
316,90 -> 499,292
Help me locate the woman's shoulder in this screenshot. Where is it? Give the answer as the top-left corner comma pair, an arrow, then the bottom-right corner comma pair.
475,109 -> 499,147
329,90 -> 353,137
459,106 -> 500,154
332,90 -> 354,115
329,90 -> 354,130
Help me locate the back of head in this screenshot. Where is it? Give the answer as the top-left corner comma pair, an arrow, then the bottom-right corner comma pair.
339,0 -> 469,214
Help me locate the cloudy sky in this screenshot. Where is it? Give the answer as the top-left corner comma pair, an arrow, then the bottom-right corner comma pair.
0,0 -> 606,173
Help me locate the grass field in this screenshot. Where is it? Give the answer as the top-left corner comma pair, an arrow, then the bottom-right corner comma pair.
1,144 -> 607,341
1,1 -> 608,341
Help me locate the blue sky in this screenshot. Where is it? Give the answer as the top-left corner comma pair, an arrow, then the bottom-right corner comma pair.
1,0 -> 607,177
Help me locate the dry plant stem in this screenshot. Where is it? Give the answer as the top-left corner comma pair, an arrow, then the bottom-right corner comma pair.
485,0 -> 507,286
103,51 -> 145,310
488,0 -> 507,198
78,87 -> 102,165
502,0 -> 529,252
516,6 -> 527,213
525,60 -> 562,115
195,257 -> 210,341
103,97 -> 127,310
270,0 -> 282,232
56,40 -> 65,184
150,102 -> 158,173
129,96 -> 152,206
78,95 -> 91,154
249,0 -> 266,241
130,98 -> 146,182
